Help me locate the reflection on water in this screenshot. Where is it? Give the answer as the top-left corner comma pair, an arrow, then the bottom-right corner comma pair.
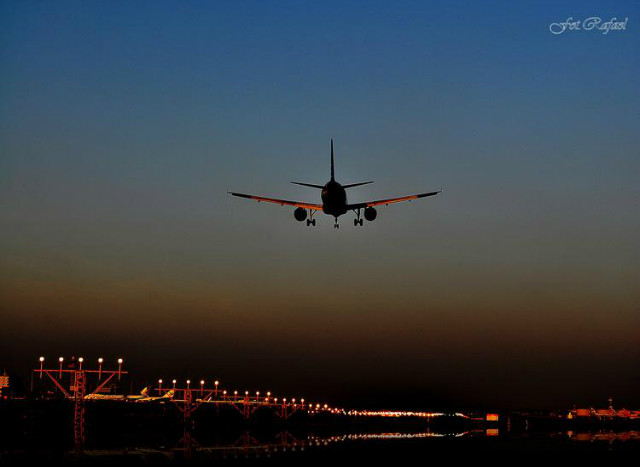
171,429 -> 484,460
43,429 -> 640,463
77,429 -> 483,462
567,430 -> 640,443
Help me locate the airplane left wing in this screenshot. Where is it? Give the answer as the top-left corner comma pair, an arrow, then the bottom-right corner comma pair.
228,192 -> 323,211
347,190 -> 441,210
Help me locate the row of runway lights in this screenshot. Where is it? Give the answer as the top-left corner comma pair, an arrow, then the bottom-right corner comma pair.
156,378 -> 341,412
36,358 -> 461,418
36,357 -> 338,412
37,358 -> 451,417
347,410 -> 457,418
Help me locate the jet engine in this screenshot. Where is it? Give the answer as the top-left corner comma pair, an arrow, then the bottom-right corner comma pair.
364,207 -> 377,221
294,207 -> 307,222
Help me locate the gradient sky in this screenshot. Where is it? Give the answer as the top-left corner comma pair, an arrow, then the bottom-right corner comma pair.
1,0 -> 639,410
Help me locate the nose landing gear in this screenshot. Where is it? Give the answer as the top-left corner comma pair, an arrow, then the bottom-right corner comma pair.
333,218 -> 340,229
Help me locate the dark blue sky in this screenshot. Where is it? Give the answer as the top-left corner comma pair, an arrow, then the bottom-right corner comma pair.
1,1 -> 638,409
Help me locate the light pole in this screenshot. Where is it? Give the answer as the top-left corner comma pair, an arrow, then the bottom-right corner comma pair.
39,357 -> 44,379
98,358 -> 103,379
78,357 -> 84,371
117,358 -> 123,381
214,380 -> 219,398
158,379 -> 163,394
58,357 -> 64,378
172,379 -> 177,390
200,380 -> 205,397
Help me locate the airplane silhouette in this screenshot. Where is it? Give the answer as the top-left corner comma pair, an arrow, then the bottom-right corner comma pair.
86,388 -> 175,402
229,139 -> 441,228
126,387 -> 175,402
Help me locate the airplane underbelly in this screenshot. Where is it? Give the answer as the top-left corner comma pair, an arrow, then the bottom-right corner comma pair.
322,201 -> 347,216
322,186 -> 347,216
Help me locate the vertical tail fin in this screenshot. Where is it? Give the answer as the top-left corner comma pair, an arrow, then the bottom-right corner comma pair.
330,138 -> 335,181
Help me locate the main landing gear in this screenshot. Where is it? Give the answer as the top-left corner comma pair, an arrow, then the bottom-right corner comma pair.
353,209 -> 363,227
334,217 -> 340,229
307,210 -> 316,227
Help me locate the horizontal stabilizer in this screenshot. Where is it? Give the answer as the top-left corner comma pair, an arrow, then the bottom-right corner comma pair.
291,182 -> 324,189
343,181 -> 374,189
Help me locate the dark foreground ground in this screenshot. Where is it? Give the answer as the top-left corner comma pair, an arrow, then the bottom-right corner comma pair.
4,432 -> 639,466
2,399 -> 639,465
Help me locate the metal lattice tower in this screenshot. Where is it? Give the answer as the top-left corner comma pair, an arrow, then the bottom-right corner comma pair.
73,370 -> 86,452
33,356 -> 127,455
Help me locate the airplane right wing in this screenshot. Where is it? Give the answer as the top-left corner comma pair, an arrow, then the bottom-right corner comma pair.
347,190 -> 441,210
228,191 -> 323,211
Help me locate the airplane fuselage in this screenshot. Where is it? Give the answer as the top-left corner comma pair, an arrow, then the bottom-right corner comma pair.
229,138 -> 441,228
321,180 -> 348,217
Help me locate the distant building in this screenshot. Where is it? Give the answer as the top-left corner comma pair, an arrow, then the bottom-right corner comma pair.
0,372 -> 9,398
570,401 -> 640,420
